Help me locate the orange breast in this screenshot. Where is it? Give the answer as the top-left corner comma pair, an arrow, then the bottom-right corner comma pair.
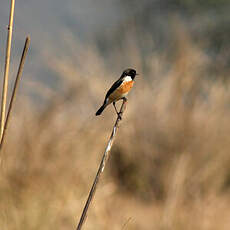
117,81 -> 134,94
108,80 -> 134,103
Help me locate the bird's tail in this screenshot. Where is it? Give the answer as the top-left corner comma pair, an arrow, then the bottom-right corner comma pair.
96,103 -> 107,116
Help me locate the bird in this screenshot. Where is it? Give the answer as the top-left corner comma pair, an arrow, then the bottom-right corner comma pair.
96,68 -> 138,117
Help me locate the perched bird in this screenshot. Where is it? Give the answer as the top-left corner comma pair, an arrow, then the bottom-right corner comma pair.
96,68 -> 138,117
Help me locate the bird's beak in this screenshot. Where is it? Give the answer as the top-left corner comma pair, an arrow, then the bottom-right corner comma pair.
136,73 -> 139,76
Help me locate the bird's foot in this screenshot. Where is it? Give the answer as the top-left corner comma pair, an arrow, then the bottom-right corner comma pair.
122,97 -> 127,102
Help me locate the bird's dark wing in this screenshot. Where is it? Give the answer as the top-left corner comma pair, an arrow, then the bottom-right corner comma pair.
105,78 -> 123,99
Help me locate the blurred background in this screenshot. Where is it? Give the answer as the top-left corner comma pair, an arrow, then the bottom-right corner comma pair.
0,0 -> 230,229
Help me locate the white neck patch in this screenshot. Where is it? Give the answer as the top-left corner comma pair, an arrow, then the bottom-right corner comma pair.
123,76 -> 132,82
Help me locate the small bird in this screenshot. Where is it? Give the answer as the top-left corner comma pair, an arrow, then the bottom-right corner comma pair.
96,68 -> 138,117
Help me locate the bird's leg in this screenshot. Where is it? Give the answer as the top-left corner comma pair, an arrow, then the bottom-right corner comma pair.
113,102 -> 122,120
119,97 -> 127,119
113,101 -> 120,115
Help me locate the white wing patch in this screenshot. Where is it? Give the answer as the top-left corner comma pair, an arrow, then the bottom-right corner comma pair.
123,76 -> 132,82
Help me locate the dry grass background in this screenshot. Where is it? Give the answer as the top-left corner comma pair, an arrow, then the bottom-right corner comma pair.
0,28 -> 230,230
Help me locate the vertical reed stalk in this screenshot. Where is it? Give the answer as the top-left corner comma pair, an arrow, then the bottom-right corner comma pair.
76,98 -> 127,230
0,36 -> 30,151
0,0 -> 16,139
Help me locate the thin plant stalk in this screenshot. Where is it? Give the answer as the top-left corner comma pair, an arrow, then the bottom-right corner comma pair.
0,0 -> 16,139
76,98 -> 127,230
0,36 -> 30,151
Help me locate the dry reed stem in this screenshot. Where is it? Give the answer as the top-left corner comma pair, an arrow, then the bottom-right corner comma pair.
0,0 -> 15,139
0,36 -> 30,152
76,98 -> 127,230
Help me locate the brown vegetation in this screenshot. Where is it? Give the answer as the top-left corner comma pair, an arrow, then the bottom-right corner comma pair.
0,29 -> 230,230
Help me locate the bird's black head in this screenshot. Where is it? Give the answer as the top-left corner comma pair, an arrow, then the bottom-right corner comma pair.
122,68 -> 138,80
